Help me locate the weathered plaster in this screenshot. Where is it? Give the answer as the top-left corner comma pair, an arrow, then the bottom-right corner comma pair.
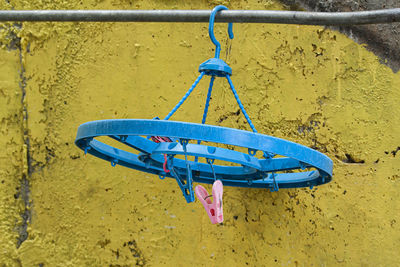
0,0 -> 399,266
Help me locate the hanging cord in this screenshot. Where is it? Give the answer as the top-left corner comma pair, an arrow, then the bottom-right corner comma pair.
225,74 -> 257,133
203,158 -> 218,203
201,76 -> 216,125
181,139 -> 191,177
196,75 -> 216,150
206,158 -> 217,181
164,72 -> 205,120
226,74 -> 274,158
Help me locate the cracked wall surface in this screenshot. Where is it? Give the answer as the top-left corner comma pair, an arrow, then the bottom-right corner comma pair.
281,0 -> 400,72
1,0 -> 400,266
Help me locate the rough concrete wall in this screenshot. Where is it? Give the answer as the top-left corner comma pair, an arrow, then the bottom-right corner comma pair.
281,0 -> 400,72
1,0 -> 400,266
0,30 -> 26,265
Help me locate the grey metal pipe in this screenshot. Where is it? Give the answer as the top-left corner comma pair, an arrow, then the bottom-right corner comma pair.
0,9 -> 400,25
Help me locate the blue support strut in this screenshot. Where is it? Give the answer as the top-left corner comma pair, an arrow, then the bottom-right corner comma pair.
201,75 -> 216,125
164,72 -> 205,120
226,75 -> 257,133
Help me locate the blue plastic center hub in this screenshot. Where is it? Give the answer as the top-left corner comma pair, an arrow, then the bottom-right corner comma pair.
199,58 -> 232,77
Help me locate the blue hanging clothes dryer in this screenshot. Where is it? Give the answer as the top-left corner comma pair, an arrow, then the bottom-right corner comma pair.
75,5 -> 333,203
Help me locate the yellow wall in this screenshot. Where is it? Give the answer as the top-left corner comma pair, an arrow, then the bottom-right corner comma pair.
1,0 -> 400,266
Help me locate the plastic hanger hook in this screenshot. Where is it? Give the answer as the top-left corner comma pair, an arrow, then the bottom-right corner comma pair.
209,5 -> 234,59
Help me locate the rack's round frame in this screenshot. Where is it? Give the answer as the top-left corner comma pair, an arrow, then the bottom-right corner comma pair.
75,119 -> 333,190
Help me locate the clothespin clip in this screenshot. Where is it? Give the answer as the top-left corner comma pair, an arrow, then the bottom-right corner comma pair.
195,180 -> 224,224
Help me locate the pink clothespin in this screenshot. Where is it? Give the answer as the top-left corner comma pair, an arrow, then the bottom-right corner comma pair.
195,180 -> 223,224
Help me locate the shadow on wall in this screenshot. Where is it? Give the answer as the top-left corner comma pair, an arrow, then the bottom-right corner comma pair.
281,0 -> 400,72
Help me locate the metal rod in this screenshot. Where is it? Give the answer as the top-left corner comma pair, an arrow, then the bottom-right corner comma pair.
0,9 -> 400,25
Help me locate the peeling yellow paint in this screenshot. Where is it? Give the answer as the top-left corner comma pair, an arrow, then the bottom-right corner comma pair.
1,0 -> 400,266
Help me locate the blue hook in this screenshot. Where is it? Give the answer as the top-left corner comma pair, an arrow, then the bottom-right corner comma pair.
209,5 -> 234,59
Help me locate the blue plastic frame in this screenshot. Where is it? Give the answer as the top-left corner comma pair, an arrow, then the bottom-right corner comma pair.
75,119 -> 332,188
